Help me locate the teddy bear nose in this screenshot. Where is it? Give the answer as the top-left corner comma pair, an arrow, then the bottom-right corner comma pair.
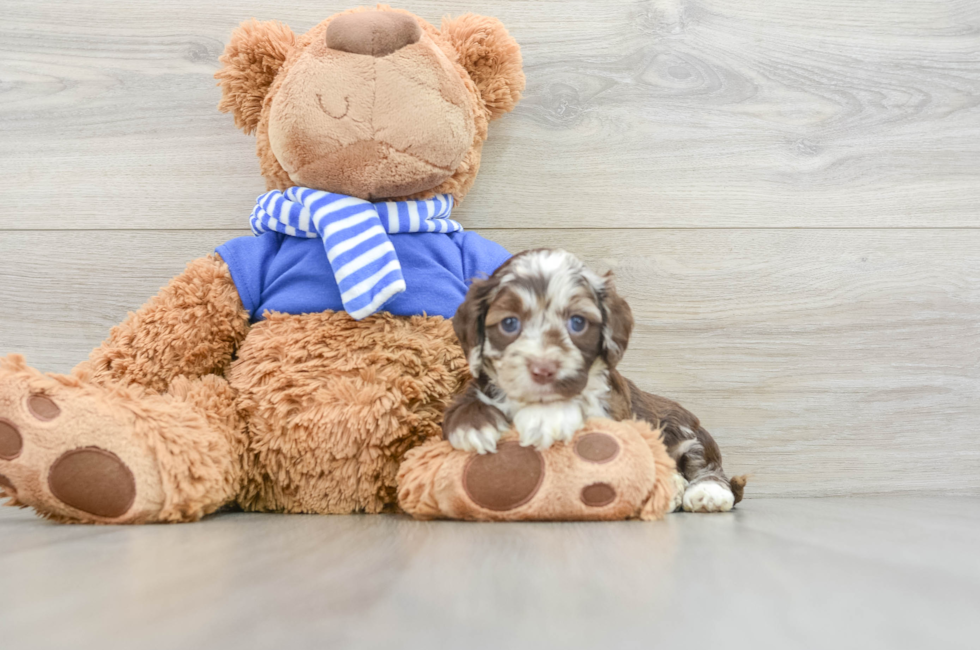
325,10 -> 422,57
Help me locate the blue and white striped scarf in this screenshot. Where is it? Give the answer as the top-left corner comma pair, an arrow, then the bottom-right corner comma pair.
250,187 -> 461,320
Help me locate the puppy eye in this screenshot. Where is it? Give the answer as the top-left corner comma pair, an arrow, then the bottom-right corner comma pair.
499,317 -> 521,334
567,315 -> 588,334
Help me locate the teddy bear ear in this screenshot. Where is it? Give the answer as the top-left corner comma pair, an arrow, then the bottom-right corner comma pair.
215,19 -> 296,135
440,14 -> 525,121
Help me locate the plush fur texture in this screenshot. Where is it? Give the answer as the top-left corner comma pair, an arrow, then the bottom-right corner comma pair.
439,14 -> 524,121
230,310 -> 467,514
79,255 -> 251,393
398,418 -> 677,521
0,5 -> 523,524
216,19 -> 296,135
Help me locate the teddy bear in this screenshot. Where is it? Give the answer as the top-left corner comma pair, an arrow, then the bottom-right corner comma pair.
0,5 -> 527,524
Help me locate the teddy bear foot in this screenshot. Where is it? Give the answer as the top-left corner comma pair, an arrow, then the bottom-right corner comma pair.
0,355 -> 167,524
398,418 -> 679,521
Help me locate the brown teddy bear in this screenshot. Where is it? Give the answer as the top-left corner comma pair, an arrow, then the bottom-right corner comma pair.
0,5 -> 526,523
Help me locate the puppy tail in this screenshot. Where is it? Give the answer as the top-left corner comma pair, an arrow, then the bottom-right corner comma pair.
729,475 -> 749,505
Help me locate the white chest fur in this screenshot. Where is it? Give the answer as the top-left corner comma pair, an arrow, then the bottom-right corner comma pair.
501,366 -> 611,449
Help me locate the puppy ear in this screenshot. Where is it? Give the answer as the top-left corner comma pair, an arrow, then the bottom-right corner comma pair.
598,272 -> 634,369
215,19 -> 296,134
453,277 -> 497,377
440,14 -> 525,121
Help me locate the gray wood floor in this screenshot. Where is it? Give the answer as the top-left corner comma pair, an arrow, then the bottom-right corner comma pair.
2,497 -> 978,650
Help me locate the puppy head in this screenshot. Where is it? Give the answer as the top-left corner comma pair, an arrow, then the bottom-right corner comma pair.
453,249 -> 634,402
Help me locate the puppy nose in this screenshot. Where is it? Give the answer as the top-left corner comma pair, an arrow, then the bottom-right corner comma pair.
528,359 -> 559,385
325,11 -> 422,57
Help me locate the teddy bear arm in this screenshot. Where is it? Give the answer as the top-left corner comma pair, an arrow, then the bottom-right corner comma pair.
76,255 -> 250,393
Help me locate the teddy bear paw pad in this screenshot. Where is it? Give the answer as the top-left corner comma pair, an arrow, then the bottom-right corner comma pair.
47,447 -> 137,519
580,482 -> 617,507
574,432 -> 620,464
463,441 -> 544,511
26,394 -> 61,421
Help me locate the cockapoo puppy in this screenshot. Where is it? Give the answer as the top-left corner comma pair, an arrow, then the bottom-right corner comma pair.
443,249 -> 743,513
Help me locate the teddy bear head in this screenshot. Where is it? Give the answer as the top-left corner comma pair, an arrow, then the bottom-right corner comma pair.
215,5 -> 524,202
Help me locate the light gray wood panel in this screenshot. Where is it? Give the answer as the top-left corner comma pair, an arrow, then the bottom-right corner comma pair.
1,0 -> 979,230
2,498 -> 979,650
2,228 -> 978,497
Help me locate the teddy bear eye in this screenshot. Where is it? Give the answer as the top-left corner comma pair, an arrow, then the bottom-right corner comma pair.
567,315 -> 588,334
499,317 -> 521,335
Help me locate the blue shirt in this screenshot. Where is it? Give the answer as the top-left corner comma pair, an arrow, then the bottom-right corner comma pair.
216,231 -> 510,322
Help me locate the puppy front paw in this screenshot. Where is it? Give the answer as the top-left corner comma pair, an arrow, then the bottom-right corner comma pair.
682,480 -> 735,513
669,473 -> 689,513
443,388 -> 508,455
447,425 -> 501,455
514,402 -> 583,450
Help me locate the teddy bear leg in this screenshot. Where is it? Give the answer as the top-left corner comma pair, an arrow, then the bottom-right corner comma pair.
0,355 -> 245,524
398,418 -> 680,521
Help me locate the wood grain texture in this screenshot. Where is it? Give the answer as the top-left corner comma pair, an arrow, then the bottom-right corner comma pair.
2,498 -> 980,650
2,228 -> 978,497
1,0 -> 979,229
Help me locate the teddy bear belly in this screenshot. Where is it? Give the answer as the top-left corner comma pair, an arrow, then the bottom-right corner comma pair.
227,309 -> 468,514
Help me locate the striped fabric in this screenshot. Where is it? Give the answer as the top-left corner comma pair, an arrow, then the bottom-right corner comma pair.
250,187 -> 460,320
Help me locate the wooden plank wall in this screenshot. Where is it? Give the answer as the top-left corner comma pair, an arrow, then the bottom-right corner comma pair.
1,0 -> 978,497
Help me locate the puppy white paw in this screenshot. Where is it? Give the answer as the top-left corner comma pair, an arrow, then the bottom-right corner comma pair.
513,402 -> 583,450
669,473 -> 689,513
447,425 -> 501,455
682,481 -> 735,513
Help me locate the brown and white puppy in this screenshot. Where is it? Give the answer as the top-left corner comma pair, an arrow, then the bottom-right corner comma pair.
443,249 -> 744,513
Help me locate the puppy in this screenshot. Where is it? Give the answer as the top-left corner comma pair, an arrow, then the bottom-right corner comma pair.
442,248 -> 743,513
